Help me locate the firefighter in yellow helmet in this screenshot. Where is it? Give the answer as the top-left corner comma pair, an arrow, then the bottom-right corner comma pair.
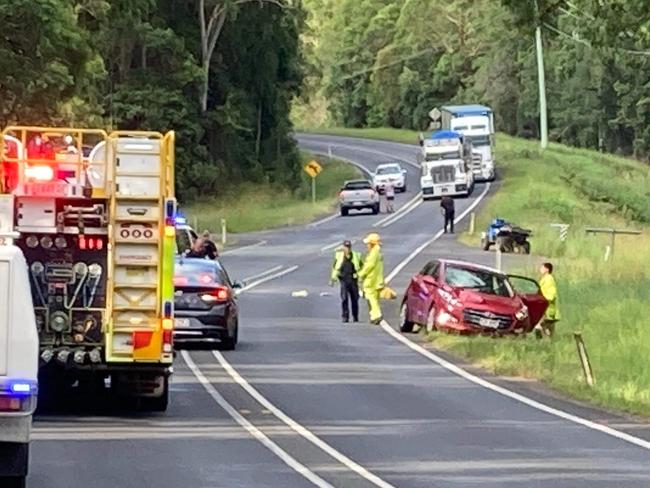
358,232 -> 384,325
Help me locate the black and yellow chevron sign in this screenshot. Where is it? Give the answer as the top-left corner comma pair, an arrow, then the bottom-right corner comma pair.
303,160 -> 322,178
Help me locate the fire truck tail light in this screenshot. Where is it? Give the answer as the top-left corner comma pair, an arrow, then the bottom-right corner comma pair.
25,165 -> 54,181
78,236 -> 103,250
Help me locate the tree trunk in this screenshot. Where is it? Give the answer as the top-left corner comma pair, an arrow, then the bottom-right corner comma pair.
255,101 -> 262,159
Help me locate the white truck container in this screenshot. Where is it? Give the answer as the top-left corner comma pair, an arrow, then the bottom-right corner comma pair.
440,105 -> 495,182
0,224 -> 39,488
419,131 -> 474,200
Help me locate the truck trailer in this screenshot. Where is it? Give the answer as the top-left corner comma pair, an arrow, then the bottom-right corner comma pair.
440,105 -> 495,182
0,126 -> 177,412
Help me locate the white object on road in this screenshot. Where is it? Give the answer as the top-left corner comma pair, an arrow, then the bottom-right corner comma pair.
291,290 -> 309,298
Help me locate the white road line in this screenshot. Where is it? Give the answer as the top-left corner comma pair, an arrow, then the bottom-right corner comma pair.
378,197 -> 423,228
385,183 -> 491,283
236,265 -> 299,295
373,192 -> 422,227
220,240 -> 267,256
381,182 -> 650,452
181,352 -> 334,488
242,265 -> 284,284
308,213 -> 339,228
320,239 -> 357,253
379,323 -> 650,451
325,143 -> 419,169
212,351 -> 396,488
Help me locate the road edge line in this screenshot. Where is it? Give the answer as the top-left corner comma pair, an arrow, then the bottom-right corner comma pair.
212,350 -> 397,488
181,351 -> 335,488
385,183 -> 490,283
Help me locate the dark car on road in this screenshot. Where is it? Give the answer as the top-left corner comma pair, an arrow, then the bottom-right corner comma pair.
173,258 -> 240,349
400,259 -> 547,335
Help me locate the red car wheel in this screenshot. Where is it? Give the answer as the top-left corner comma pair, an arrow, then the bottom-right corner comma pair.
425,307 -> 437,333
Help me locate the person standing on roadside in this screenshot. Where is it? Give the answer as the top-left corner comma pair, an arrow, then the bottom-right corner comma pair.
440,195 -> 455,234
535,262 -> 560,338
330,240 -> 362,323
358,233 -> 385,325
384,182 -> 395,214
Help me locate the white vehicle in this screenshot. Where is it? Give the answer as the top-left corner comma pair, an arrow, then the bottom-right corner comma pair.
419,131 -> 474,200
372,163 -> 407,193
441,105 -> 495,182
0,230 -> 39,488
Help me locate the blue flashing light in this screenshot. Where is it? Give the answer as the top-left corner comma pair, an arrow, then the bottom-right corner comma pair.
10,382 -> 32,395
175,216 -> 187,225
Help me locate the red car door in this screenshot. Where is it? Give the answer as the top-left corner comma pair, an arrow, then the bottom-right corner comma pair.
408,261 -> 440,323
508,275 -> 548,326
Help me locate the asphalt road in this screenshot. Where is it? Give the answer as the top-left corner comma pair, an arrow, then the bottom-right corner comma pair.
29,134 -> 650,488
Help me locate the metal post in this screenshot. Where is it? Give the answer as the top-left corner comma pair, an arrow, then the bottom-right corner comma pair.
574,333 -> 595,387
327,145 -> 332,162
220,218 -> 227,245
534,0 -> 548,150
469,212 -> 476,236
311,176 -> 316,204
585,227 -> 642,262
495,247 -> 502,271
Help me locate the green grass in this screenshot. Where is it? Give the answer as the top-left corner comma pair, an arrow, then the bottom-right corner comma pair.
299,126 -> 420,146
306,126 -> 650,417
183,153 -> 360,234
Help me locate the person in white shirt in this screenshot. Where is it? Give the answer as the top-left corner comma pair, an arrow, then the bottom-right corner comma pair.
384,182 -> 395,213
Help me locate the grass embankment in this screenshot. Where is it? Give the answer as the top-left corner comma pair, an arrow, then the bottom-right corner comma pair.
183,153 -> 360,234
308,126 -> 650,417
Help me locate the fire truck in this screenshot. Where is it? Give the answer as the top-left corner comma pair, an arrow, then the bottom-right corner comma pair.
0,126 -> 177,411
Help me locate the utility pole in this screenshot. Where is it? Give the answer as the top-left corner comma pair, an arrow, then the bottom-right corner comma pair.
534,0 -> 549,149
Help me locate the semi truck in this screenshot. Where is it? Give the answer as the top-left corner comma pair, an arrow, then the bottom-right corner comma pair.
440,105 -> 495,182
419,130 -> 474,200
0,126 -> 177,412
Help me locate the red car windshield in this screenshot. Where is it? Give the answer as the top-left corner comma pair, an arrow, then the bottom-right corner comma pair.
444,266 -> 512,297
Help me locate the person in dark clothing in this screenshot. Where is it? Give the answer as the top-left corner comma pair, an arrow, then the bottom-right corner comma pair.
440,196 -> 455,234
185,230 -> 219,259
200,230 -> 219,260
330,240 -> 363,323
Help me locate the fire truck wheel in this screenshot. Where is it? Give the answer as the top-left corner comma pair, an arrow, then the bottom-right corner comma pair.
140,377 -> 169,412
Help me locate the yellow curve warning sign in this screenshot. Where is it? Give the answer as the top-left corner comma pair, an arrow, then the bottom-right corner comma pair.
303,160 -> 322,178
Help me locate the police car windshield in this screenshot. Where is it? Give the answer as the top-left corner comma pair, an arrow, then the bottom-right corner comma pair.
425,151 -> 460,161
376,166 -> 400,175
445,266 -> 512,297
175,259 -> 225,287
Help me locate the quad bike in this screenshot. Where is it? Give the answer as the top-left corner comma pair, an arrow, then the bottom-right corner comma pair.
480,218 -> 532,254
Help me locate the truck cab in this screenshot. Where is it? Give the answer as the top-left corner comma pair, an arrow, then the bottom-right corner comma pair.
441,105 -> 496,182
0,231 -> 39,488
419,131 -> 474,200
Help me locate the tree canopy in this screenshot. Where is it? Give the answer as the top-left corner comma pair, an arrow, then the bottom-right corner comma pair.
298,0 -> 650,161
0,0 -> 304,200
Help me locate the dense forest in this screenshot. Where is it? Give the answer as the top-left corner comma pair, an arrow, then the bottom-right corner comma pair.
296,0 -> 650,161
0,0 -> 303,201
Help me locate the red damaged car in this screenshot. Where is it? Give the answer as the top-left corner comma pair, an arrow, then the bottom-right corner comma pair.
399,259 -> 548,334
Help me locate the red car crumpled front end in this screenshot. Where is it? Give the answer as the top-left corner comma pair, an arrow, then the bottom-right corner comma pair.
434,288 -> 531,334
401,259 -> 547,336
